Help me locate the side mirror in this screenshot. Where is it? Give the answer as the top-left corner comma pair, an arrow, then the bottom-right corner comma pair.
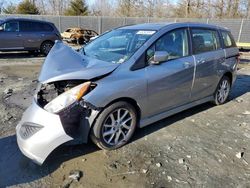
150,51 -> 169,65
0,26 -> 3,31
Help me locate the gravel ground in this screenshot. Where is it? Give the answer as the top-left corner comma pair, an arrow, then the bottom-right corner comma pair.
0,52 -> 249,188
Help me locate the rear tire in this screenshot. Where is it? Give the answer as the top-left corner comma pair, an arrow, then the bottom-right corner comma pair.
213,76 -> 231,105
40,41 -> 54,55
90,101 -> 137,150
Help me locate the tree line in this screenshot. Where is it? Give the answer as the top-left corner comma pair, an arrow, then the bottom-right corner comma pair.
0,0 -> 250,19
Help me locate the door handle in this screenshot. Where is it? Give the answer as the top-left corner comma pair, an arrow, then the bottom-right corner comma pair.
197,58 -> 206,64
183,62 -> 192,68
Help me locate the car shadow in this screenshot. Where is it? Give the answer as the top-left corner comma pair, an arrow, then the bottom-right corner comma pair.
0,73 -> 249,187
0,135 -> 98,187
0,52 -> 45,59
230,73 -> 250,99
134,73 -> 250,140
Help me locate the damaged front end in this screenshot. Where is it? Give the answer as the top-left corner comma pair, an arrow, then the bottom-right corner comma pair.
37,80 -> 97,137
16,80 -> 98,165
16,41 -> 118,165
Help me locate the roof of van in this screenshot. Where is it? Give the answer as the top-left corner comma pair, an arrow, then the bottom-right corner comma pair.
119,22 -> 229,31
0,17 -> 52,24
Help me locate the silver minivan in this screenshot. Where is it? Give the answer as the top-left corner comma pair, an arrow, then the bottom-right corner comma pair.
16,22 -> 239,164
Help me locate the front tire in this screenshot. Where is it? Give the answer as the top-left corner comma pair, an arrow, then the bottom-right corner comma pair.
213,76 -> 231,105
91,101 -> 137,150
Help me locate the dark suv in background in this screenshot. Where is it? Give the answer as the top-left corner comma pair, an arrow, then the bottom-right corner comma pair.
0,18 -> 61,55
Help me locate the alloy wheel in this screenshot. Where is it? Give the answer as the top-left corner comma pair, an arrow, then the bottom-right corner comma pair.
216,79 -> 230,104
102,108 -> 133,146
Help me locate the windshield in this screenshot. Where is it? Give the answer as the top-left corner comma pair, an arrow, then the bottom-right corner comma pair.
83,29 -> 156,64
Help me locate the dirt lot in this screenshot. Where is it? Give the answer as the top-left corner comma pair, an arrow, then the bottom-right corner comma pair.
0,52 -> 250,188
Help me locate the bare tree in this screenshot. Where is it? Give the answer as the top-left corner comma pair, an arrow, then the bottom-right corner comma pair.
0,0 -> 5,14
116,0 -> 137,17
47,0 -> 69,15
90,0 -> 114,16
247,0 -> 250,18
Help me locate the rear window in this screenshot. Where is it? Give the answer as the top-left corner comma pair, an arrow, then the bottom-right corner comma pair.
191,28 -> 221,54
20,21 -> 54,32
221,31 -> 236,48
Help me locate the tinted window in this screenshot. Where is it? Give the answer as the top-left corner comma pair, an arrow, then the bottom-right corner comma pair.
221,31 -> 236,48
20,21 -> 31,31
20,21 -> 53,32
191,29 -> 221,54
147,28 -> 189,61
3,21 -> 19,32
40,23 -> 53,31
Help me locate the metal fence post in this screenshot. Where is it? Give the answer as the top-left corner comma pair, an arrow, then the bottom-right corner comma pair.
98,17 -> 102,34
77,16 -> 80,27
58,15 -> 61,32
123,17 -> 127,25
237,19 -> 244,43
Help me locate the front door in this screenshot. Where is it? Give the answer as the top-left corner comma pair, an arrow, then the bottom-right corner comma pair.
0,21 -> 23,50
146,28 -> 195,117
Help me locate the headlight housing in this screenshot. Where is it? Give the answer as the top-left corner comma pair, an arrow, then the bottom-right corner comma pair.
20,123 -> 44,139
44,81 -> 91,113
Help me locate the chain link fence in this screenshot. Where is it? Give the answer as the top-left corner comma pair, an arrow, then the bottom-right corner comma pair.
0,14 -> 248,43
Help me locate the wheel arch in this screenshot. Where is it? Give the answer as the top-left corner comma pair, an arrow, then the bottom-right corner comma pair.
104,97 -> 141,122
40,40 -> 54,48
86,97 -> 141,141
223,71 -> 233,86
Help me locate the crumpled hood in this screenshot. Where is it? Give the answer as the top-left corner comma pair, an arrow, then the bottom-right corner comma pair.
38,41 -> 119,83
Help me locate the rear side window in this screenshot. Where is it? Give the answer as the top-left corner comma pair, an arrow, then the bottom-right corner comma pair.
191,28 -> 221,54
20,21 -> 54,32
221,31 -> 236,48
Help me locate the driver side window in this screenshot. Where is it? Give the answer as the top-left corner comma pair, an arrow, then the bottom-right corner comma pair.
147,28 -> 189,63
3,21 -> 19,32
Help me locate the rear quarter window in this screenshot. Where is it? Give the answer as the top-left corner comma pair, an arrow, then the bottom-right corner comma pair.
221,31 -> 236,48
40,23 -> 54,32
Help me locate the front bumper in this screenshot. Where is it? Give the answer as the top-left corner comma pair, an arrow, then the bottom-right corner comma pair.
16,99 -> 74,165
